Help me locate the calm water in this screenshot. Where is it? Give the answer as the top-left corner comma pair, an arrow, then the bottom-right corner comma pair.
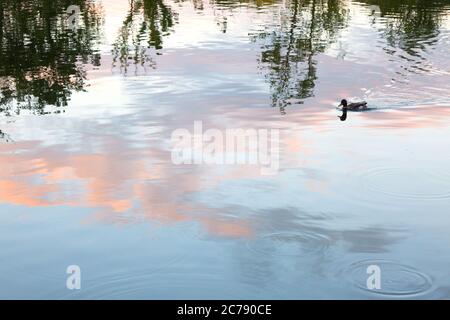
1,0 -> 450,299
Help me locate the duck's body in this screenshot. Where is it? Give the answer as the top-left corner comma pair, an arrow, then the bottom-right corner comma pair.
339,99 -> 367,111
346,101 -> 367,110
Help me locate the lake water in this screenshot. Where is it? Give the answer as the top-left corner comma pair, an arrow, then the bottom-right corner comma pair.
0,0 -> 450,299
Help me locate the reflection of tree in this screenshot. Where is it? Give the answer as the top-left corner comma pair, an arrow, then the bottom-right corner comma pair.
0,0 -> 103,115
362,0 -> 449,61
0,129 -> 13,143
112,0 -> 178,74
252,0 -> 348,113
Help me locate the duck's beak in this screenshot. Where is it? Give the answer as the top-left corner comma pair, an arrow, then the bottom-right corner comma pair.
338,103 -> 343,107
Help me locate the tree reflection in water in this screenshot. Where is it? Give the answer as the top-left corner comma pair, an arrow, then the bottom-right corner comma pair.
112,0 -> 178,74
0,129 -> 13,142
249,0 -> 349,113
1,0 -> 449,114
250,0 -> 449,113
0,0 -> 103,115
362,0 -> 450,74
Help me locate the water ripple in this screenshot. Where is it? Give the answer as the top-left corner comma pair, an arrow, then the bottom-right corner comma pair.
344,259 -> 433,298
246,231 -> 331,258
358,167 -> 450,201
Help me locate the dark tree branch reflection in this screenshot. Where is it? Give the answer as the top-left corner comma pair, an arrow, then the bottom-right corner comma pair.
112,0 -> 178,74
252,0 -> 348,113
0,0 -> 103,115
362,0 -> 450,73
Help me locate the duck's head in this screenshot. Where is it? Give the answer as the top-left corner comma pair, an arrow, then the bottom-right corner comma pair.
339,99 -> 348,108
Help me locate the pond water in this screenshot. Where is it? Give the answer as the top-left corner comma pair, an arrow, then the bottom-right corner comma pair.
0,0 -> 449,299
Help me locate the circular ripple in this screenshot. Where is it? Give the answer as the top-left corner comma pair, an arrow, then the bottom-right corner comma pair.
55,263 -> 243,299
359,167 -> 450,201
246,231 -> 331,257
345,260 -> 433,297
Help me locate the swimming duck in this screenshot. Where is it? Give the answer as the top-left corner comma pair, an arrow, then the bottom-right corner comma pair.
339,99 -> 367,111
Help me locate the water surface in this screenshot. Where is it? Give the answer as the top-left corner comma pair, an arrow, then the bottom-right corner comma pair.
1,0 -> 450,299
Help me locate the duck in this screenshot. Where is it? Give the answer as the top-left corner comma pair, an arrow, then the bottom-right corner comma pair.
339,99 -> 367,111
